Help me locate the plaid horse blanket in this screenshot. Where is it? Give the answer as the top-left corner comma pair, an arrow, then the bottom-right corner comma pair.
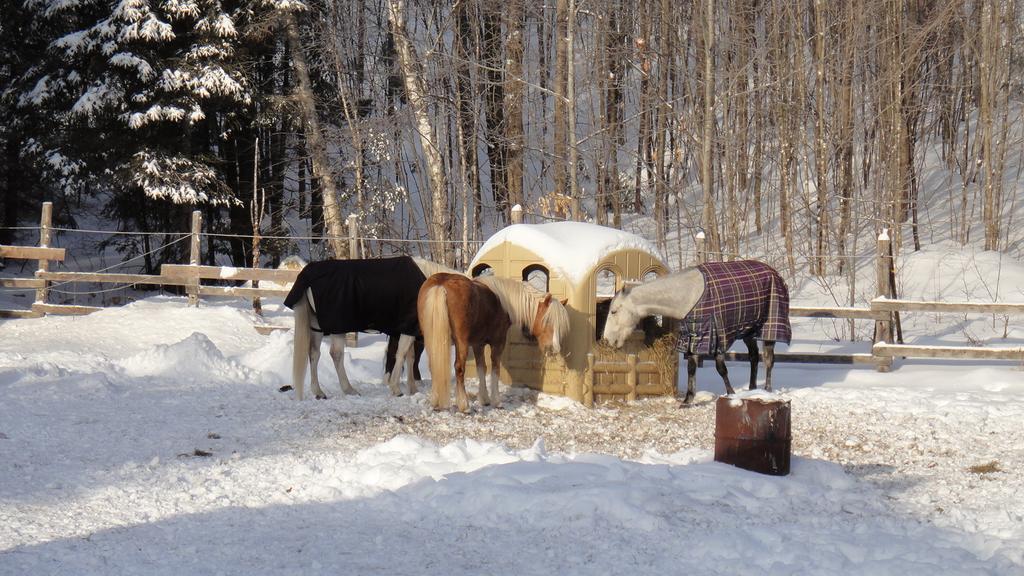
679,260 -> 791,355
283,256 -> 426,337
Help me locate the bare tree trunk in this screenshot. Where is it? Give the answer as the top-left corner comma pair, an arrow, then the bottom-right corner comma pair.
481,4 -> 509,224
980,0 -> 1002,250
387,0 -> 451,264
812,0 -> 828,277
553,0 -> 570,197
504,0 -> 526,218
653,0 -> 672,251
566,0 -> 581,219
284,12 -> 346,259
700,0 -> 720,256
835,0 -> 857,275
454,0 -> 480,233
596,0 -> 626,227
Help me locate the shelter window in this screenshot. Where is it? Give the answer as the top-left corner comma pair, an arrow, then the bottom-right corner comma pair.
639,269 -> 671,341
522,265 -> 549,293
472,263 -> 494,278
642,269 -> 661,283
594,267 -> 620,341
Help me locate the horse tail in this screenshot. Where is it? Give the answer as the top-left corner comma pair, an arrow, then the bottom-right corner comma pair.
419,283 -> 451,409
291,294 -> 311,401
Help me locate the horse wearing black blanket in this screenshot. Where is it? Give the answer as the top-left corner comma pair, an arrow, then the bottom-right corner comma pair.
283,256 -> 454,400
602,260 -> 791,404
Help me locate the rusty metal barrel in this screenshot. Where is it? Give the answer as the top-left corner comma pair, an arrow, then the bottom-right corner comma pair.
714,395 -> 791,476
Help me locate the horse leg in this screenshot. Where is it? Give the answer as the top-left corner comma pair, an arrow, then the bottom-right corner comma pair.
682,354 -> 697,405
383,335 -> 399,390
308,331 -> 328,399
385,334 -> 415,396
715,352 -> 735,396
764,341 -> 776,392
743,336 -> 760,390
453,342 -> 470,413
473,343 -> 490,406
328,335 -> 359,396
405,340 -> 418,396
489,342 -> 505,409
412,338 -> 424,382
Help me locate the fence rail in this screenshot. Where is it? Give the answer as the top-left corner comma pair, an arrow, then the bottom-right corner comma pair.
4,203 -> 1023,371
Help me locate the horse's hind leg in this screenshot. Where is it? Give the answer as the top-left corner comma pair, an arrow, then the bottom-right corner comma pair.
763,341 -> 776,392
715,352 -> 736,396
384,336 -> 399,389
682,354 -> 697,405
308,331 -> 328,399
385,334 -> 415,396
412,338 -> 424,381
743,336 -> 760,390
453,343 -> 470,413
329,335 -> 359,396
404,340 -> 418,396
489,342 -> 505,409
473,344 -> 490,406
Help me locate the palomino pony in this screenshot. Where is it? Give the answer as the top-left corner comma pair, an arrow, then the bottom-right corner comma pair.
602,260 -> 791,404
284,255 -> 456,400
418,273 -> 570,412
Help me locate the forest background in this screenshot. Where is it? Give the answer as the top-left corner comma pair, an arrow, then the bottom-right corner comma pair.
1,0 -> 1021,283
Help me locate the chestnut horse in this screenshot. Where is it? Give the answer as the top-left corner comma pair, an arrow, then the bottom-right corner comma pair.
418,273 -> 570,412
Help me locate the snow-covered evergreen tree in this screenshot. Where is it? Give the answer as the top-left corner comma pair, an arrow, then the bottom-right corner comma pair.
19,0 -> 252,205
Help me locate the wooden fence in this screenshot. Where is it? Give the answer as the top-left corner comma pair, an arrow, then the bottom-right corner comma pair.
3,203 -> 1023,368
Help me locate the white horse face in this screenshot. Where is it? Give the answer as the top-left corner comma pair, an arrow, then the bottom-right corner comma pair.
602,293 -> 641,348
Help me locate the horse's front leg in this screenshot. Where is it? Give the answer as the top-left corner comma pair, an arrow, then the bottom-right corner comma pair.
385,334 -> 415,396
308,331 -> 328,399
682,354 -> 697,405
329,335 -> 359,396
763,341 -> 776,392
715,352 -> 735,396
489,341 -> 505,409
453,342 -> 470,413
472,344 -> 490,406
743,336 -> 760,390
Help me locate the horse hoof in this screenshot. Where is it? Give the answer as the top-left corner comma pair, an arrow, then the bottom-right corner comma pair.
278,385 -> 293,393
316,394 -> 327,400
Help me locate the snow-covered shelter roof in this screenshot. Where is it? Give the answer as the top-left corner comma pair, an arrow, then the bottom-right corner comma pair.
470,222 -> 663,285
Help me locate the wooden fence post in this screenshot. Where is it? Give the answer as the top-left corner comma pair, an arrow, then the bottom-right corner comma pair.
188,210 -> 202,307
511,204 -> 523,224
874,229 -> 893,372
347,214 -> 359,259
346,214 -> 358,346
695,230 -> 706,264
34,202 -> 53,307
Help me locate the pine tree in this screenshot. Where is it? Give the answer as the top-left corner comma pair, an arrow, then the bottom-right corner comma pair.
19,0 -> 252,206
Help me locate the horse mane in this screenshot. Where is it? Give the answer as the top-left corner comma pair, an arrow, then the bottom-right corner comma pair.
412,256 -> 462,277
474,276 -> 570,340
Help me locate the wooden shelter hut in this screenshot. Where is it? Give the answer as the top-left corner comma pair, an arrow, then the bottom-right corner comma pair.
468,222 -> 679,406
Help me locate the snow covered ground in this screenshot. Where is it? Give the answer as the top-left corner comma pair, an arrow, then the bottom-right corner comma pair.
1,283 -> 1023,574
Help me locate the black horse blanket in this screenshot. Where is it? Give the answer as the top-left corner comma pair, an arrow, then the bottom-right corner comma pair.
679,260 -> 791,355
283,256 -> 426,337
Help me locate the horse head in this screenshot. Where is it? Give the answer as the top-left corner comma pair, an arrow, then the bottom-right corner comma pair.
602,287 -> 642,349
531,294 -> 570,355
